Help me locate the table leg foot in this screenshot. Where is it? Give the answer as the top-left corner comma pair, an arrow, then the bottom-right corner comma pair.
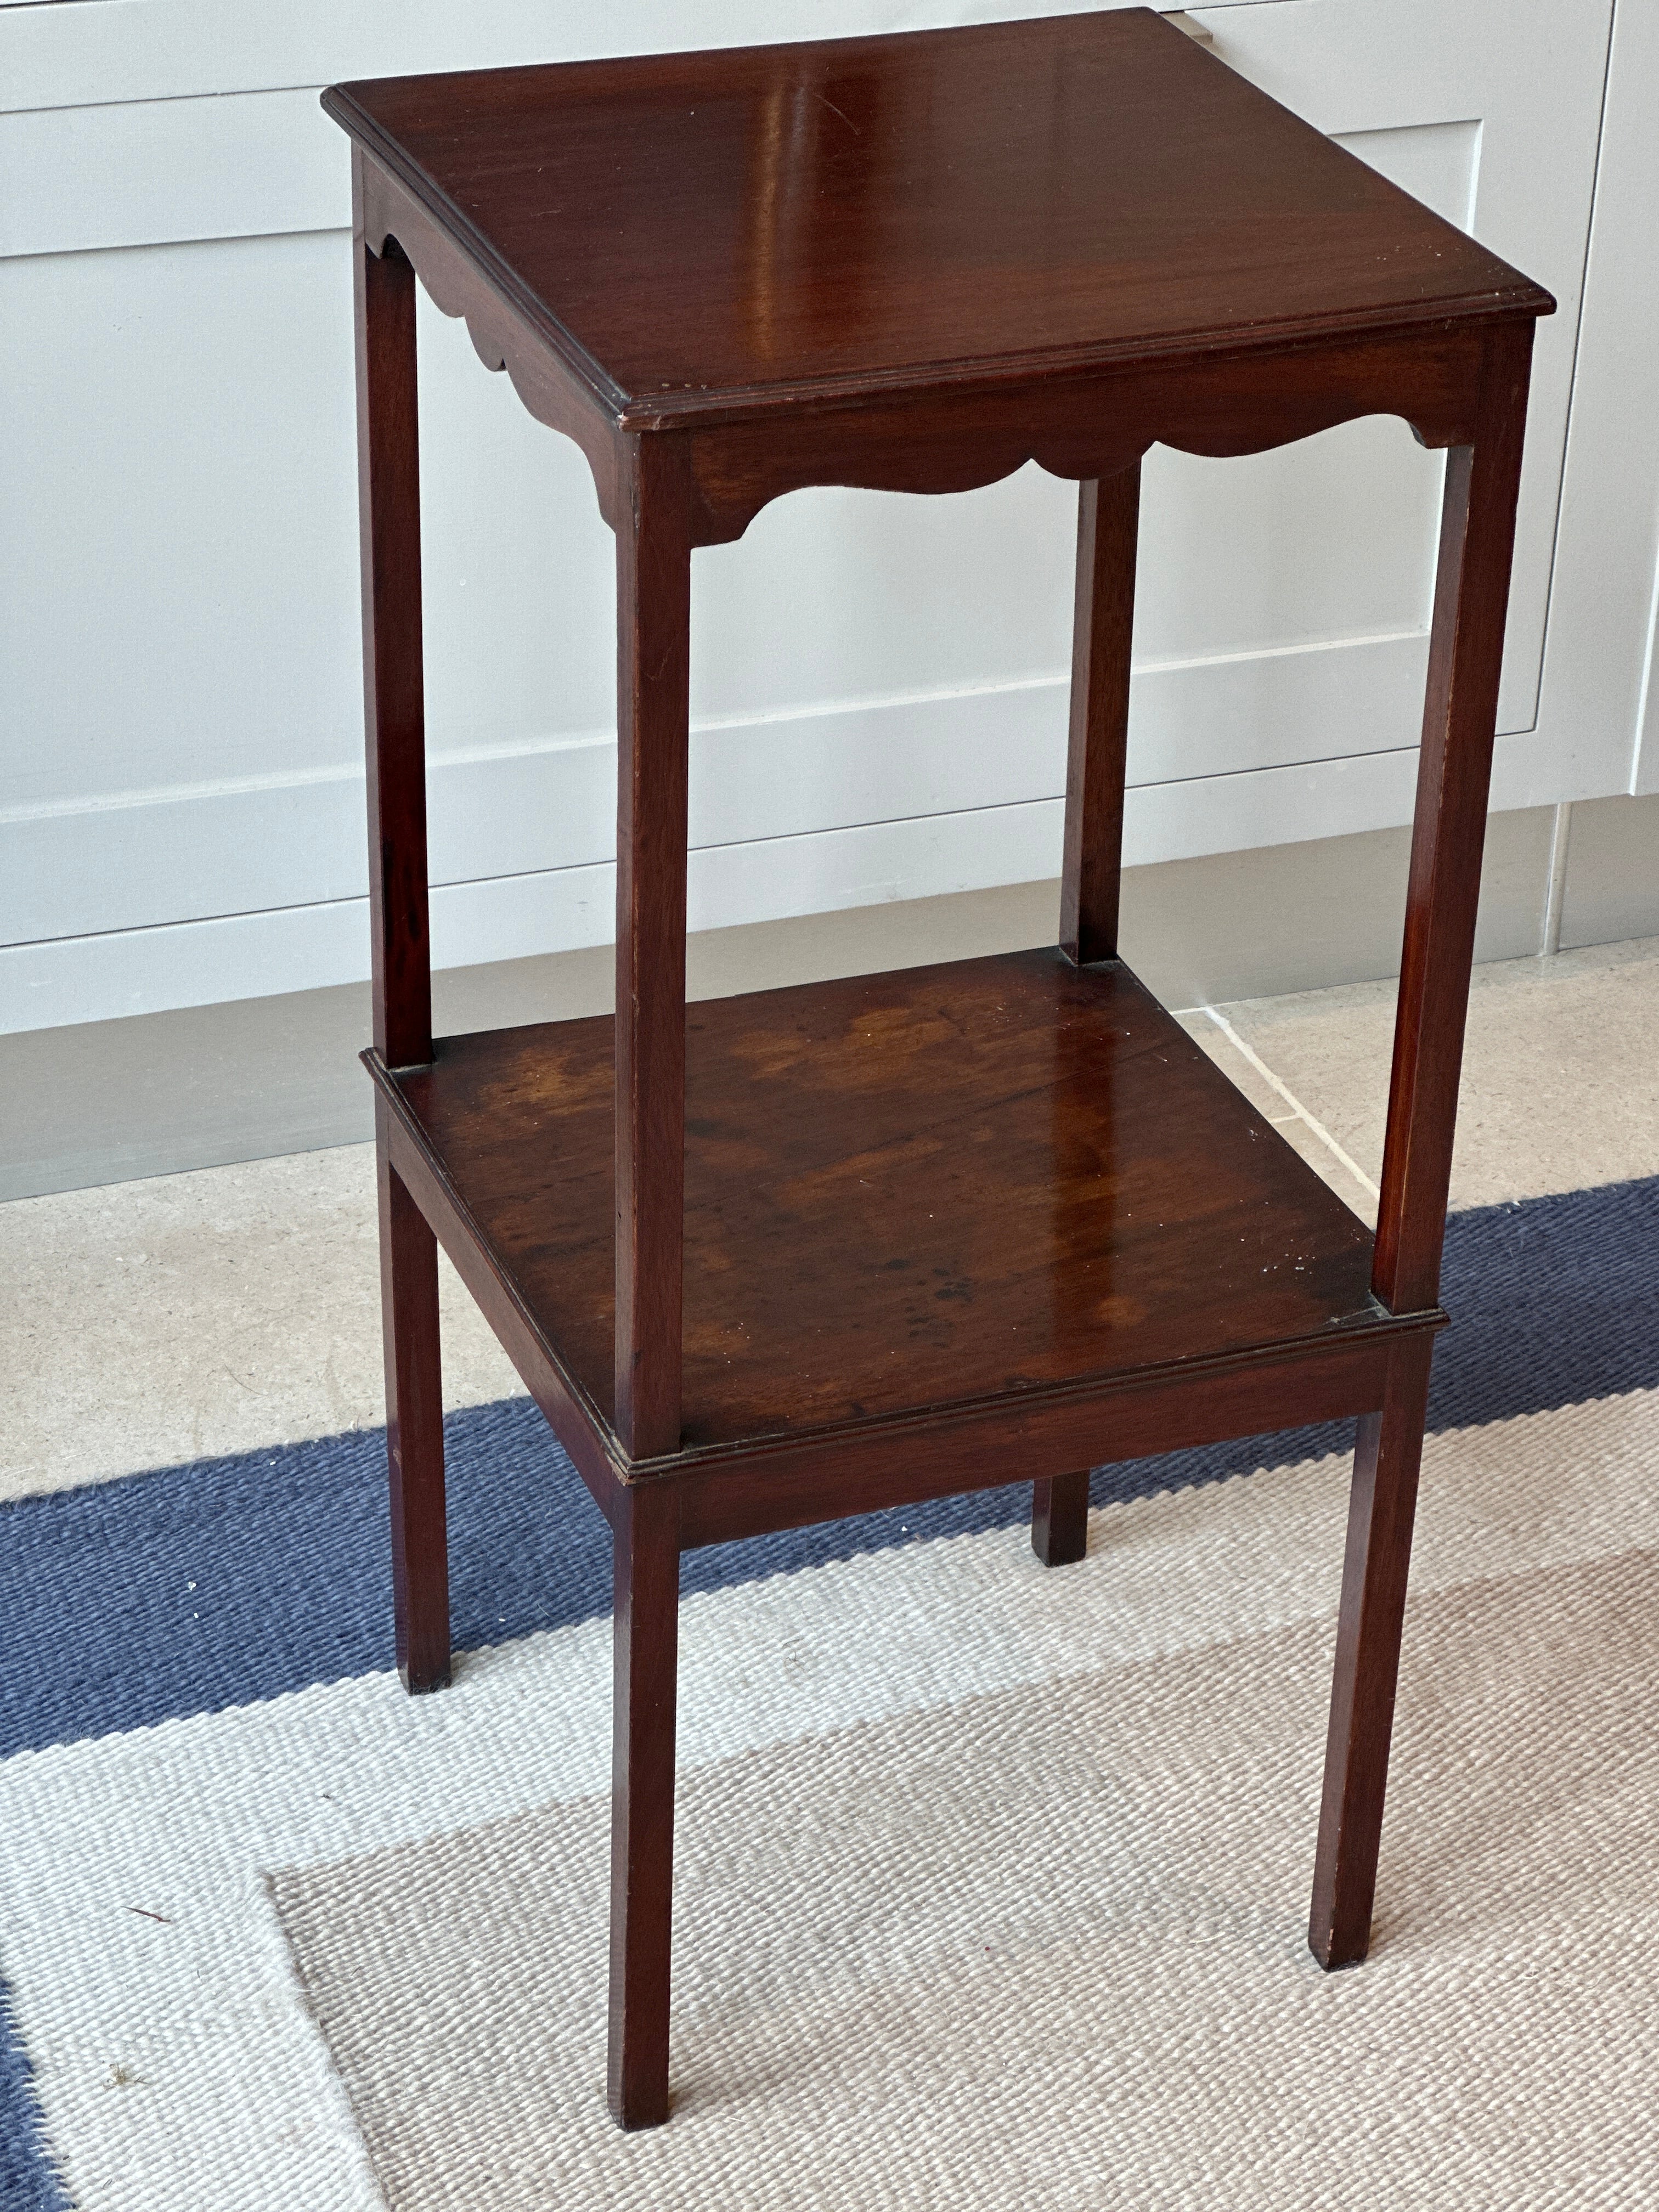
1307,1346 -> 1432,1969
1031,1470 -> 1091,1567
608,1485 -> 680,2129
377,1130 -> 451,1696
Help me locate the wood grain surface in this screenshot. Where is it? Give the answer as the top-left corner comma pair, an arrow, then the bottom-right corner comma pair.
390,949 -> 1392,1449
326,12 -> 1549,426
1061,466 -> 1141,967
353,190 -> 433,1071
375,1100 -> 450,1694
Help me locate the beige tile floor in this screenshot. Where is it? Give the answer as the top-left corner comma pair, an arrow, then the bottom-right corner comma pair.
1202,932 -> 1659,1213
4,934 -> 1656,1504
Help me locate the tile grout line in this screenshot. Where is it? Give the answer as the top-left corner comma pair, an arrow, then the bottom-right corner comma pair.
1198,1006 -> 1383,1201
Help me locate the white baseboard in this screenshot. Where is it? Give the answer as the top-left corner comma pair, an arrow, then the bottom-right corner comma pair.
0,746 -> 1429,1035
5,634 -> 1440,1032
8,798 -> 1637,1203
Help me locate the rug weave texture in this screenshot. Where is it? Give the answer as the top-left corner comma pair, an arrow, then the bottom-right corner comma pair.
2,1178 -> 1657,2208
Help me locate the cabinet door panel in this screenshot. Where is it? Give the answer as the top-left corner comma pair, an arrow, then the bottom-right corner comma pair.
1193,0 -> 1612,742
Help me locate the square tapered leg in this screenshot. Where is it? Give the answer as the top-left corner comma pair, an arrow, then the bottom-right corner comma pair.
1032,1470 -> 1092,1567
607,1484 -> 681,2129
1308,1342 -> 1433,1967
376,1107 -> 450,1694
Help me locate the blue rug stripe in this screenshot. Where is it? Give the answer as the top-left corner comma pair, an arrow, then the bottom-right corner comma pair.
2,1175 -> 1656,1764
0,1985 -> 72,2212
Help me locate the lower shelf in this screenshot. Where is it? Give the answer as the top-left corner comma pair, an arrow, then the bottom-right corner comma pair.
376,947 -> 1421,1460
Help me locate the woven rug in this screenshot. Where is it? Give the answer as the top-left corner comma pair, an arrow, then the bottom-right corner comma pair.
3,1177 -> 1657,2209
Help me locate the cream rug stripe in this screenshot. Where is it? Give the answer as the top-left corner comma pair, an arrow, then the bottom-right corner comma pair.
3,1392 -> 1656,2207
275,1549 -> 1659,2210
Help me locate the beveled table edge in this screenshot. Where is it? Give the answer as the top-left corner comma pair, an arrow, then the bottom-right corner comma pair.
326,89 -> 628,422
320,79 -> 1554,437
364,1040 -> 1447,1523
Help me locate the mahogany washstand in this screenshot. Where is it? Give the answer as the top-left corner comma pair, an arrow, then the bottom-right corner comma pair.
323,11 -> 1553,2131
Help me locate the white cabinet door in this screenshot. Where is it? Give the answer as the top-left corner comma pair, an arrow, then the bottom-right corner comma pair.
1118,0 -> 1612,859
1514,0 -> 1659,808
685,0 -> 1614,883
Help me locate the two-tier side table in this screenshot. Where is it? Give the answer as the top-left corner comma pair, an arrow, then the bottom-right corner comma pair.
324,11 -> 1552,2131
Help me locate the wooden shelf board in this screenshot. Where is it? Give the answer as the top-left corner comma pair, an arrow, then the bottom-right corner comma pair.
377,948 -> 1413,1456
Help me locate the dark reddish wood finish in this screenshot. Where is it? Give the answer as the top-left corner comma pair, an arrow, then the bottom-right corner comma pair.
357,165 -> 447,1697
325,16 -> 1543,425
667,1330 -> 1409,1552
352,184 -> 433,1073
1032,1471 -> 1091,1570
329,10 -> 1553,2130
614,437 -> 693,1461
375,1099 -> 450,1693
608,1482 -> 680,2129
678,328 -> 1494,548
1043,456 -> 1141,1565
379,1052 -> 1435,1513
1060,467 -> 1141,968
325,17 -> 1549,551
374,953 -> 1408,1447
1373,323 -> 1536,1315
1308,319 -> 1536,1972
1308,1338 -> 1435,1967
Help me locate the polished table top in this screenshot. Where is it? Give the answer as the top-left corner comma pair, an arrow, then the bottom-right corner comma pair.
323,10 -> 1549,429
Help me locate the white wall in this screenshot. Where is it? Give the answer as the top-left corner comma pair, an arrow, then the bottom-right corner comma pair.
3,0 -> 1652,1035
